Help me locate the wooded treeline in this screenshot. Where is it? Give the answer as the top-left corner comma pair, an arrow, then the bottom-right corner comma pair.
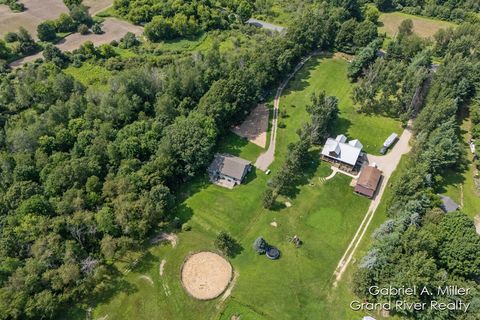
353,22 -> 480,319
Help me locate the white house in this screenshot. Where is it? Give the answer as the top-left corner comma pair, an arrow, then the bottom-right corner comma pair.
320,134 -> 364,170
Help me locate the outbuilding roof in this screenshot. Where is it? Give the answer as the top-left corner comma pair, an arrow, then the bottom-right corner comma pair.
439,195 -> 460,213
355,166 -> 382,198
208,154 -> 251,181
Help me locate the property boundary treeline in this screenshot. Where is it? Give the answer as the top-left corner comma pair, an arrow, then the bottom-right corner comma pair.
0,2 -> 380,319
353,23 -> 480,319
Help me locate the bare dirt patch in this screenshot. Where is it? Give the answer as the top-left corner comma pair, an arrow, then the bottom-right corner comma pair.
138,275 -> 154,286
159,259 -> 166,276
333,52 -> 353,61
181,252 -> 233,300
379,12 -> 455,38
232,104 -> 269,148
0,0 -> 68,39
151,232 -> 178,248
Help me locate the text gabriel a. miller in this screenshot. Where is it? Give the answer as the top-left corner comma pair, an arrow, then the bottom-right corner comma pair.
350,286 -> 471,312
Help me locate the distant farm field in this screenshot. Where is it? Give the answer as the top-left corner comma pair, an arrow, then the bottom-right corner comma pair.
379,12 -> 456,38
84,0 -> 113,15
0,0 -> 68,39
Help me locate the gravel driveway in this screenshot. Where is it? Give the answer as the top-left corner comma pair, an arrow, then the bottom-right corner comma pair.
255,55 -> 314,171
333,121 -> 413,285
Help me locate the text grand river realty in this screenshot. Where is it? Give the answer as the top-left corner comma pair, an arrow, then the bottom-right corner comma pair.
350,286 -> 471,312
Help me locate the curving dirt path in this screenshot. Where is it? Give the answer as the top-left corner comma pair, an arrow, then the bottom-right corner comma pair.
255,54 -> 315,171
333,121 -> 413,286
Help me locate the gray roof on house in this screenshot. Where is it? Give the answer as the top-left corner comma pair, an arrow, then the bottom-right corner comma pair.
439,195 -> 460,212
321,136 -> 362,166
208,154 -> 251,181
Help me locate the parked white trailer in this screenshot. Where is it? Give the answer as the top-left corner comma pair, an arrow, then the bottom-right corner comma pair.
383,133 -> 399,148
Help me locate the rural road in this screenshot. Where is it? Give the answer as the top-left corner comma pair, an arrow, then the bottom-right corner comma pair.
332,121 -> 413,285
9,18 -> 143,69
255,54 -> 314,171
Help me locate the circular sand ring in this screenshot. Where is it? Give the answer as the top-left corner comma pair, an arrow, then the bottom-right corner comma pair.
181,252 -> 233,300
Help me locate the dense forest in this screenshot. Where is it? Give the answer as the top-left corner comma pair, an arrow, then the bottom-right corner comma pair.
353,22 -> 480,319
114,0 -> 258,40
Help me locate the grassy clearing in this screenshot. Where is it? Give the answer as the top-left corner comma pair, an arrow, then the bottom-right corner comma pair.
64,63 -> 112,88
216,132 -> 264,162
379,12 -> 455,38
276,55 -> 401,164
155,31 -> 250,54
439,112 -> 480,219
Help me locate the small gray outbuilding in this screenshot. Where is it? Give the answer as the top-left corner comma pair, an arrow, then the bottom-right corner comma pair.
439,194 -> 460,213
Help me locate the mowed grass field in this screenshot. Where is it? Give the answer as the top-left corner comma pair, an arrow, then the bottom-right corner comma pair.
379,12 -> 456,38
73,57 -> 400,320
276,55 -> 401,161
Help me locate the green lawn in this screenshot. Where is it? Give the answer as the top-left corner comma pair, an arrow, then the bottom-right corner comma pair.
76,56 -> 401,320
275,55 -> 401,165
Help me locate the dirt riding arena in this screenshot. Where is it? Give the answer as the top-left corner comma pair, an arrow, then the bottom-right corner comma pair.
10,18 -> 143,68
232,104 -> 269,148
0,0 -> 68,39
181,252 -> 233,300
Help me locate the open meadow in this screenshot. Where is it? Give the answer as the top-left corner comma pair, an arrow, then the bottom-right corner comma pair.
379,12 -> 456,38
67,56 -> 401,320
